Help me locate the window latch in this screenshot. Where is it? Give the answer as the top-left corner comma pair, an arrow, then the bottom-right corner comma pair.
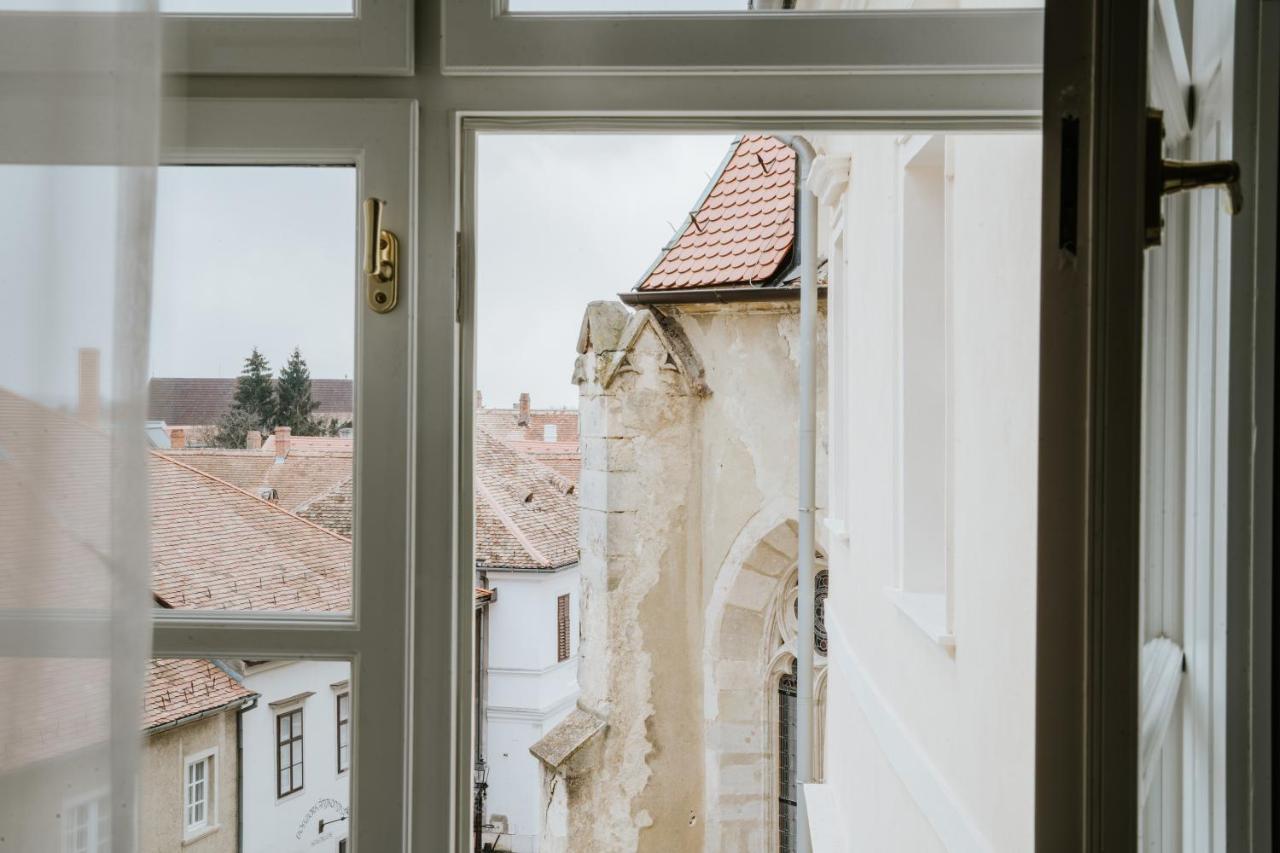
1145,108 -> 1243,247
362,197 -> 399,313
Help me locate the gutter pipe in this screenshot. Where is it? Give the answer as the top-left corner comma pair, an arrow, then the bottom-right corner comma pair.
777,132 -> 817,853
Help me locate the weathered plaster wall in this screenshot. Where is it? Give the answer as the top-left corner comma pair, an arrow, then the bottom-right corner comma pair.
569,308 -> 702,853
822,133 -> 1041,852
550,298 -> 828,853
139,712 -> 239,853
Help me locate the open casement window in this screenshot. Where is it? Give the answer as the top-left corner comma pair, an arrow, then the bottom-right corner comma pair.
0,0 -> 411,75
1037,0 -> 1274,847
151,98 -> 416,851
441,1 -> 1043,74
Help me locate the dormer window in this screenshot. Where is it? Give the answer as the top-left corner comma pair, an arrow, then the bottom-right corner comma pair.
543,424 -> 558,442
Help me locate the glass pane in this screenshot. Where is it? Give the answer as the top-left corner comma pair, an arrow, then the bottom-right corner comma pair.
139,659 -> 351,846
471,130 -> 1041,851
148,165 -> 356,615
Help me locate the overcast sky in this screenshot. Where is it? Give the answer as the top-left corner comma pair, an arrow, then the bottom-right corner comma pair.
0,135 -> 733,411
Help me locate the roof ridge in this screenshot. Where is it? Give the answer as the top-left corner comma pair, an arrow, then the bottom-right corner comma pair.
475,476 -> 552,569
151,451 -> 354,545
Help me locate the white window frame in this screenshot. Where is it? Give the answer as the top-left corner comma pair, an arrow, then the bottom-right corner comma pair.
441,1 -> 1042,75
183,748 -> 218,839
887,133 -> 955,648
0,1 -> 412,76
61,791 -> 110,853
457,115 -> 1032,852
151,97 -> 417,852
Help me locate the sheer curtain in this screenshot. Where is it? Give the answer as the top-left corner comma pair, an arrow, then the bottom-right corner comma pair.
0,3 -> 162,850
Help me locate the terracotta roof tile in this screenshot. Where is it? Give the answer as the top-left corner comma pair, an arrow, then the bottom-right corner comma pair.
295,476 -> 353,538
149,453 -> 352,613
143,658 -> 255,730
636,135 -> 795,292
475,429 -> 578,570
148,377 -> 353,427
163,445 -> 352,513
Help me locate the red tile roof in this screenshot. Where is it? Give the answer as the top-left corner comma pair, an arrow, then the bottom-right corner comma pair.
150,453 -> 352,613
295,476 -> 353,538
636,134 -> 796,291
475,405 -> 580,483
475,429 -> 578,570
143,658 -> 255,730
148,377 -> 353,427
476,407 -> 579,445
162,446 -> 352,513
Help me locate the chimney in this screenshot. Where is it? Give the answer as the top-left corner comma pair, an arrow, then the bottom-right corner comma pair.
76,348 -> 100,425
169,428 -> 186,450
273,425 -> 291,461
516,393 -> 530,427
245,430 -> 262,450
474,389 -> 484,410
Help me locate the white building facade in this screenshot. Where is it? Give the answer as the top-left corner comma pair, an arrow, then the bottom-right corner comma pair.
239,660 -> 353,853
482,565 -> 581,852
811,133 -> 1042,852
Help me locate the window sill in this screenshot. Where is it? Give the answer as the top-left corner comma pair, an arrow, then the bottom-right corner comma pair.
883,588 -> 954,650
183,824 -> 220,846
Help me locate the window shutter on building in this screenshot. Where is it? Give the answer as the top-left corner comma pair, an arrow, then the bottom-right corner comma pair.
557,594 -> 571,663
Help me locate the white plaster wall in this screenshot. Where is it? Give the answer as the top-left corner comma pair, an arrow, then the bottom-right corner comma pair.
240,660 -> 351,853
484,566 -> 581,852
823,134 -> 1041,852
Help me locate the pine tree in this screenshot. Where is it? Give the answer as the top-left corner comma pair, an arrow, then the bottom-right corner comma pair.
209,347 -> 274,448
274,347 -> 323,436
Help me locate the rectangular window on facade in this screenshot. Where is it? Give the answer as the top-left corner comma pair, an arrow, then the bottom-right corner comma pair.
184,752 -> 213,834
889,134 -> 956,647
276,708 -> 304,798
62,794 -> 109,853
557,593 -> 571,663
336,692 -> 351,774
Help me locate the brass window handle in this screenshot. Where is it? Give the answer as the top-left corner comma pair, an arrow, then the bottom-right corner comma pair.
1145,109 -> 1243,246
362,197 -> 399,313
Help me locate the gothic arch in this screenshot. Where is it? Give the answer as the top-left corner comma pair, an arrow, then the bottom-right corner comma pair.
703,499 -> 828,853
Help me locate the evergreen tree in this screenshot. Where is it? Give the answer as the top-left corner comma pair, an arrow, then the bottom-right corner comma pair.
274,347 -> 323,436
209,347 -> 274,448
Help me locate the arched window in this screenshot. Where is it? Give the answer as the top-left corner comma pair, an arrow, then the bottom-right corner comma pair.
770,565 -> 828,853
777,660 -> 799,853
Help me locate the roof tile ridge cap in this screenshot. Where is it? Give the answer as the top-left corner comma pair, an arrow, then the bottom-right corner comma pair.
474,476 -> 552,569
150,451 -> 354,545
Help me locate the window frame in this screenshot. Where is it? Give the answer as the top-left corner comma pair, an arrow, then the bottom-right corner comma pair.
0,3 -> 412,76
888,133 -> 956,648
276,706 -> 306,799
61,791 -> 109,853
150,97 -> 417,853
441,1 -> 1043,75
183,748 -> 218,838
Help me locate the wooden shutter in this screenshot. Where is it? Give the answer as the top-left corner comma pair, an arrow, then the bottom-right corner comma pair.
556,593 -> 571,662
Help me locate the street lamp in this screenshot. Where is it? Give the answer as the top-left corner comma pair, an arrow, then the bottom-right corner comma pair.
473,759 -> 489,853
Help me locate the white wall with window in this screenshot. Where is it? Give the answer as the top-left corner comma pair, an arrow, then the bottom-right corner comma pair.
239,660 -> 352,853
481,565 -> 581,852
818,132 -> 1042,851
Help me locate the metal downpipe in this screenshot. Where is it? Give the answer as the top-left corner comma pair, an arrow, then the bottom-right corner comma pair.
779,132 -> 818,853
